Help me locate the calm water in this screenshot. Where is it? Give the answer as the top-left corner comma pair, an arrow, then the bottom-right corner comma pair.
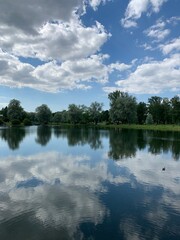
0,126 -> 180,240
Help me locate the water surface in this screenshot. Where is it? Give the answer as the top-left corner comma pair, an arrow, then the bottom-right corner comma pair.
0,126 -> 180,240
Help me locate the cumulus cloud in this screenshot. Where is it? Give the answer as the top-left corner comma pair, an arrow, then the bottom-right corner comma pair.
32,55 -> 110,92
103,54 -> 180,94
160,38 -> 180,55
0,49 -> 134,92
0,0 -> 85,34
0,0 -> 118,92
0,20 -> 110,61
109,62 -> 132,72
0,49 -> 35,88
121,0 -> 167,28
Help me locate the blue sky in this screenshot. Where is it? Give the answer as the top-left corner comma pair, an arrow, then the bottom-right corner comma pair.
0,0 -> 179,112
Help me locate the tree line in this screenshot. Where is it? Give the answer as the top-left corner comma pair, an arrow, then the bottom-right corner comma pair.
0,91 -> 180,126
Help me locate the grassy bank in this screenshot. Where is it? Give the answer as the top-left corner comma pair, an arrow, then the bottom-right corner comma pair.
1,122 -> 180,132
51,123 -> 180,132
98,123 -> 180,132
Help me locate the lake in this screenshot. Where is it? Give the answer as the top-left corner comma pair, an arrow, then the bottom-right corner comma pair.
0,126 -> 180,240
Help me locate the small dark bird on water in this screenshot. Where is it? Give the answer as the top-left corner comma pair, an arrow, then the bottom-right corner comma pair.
162,167 -> 165,171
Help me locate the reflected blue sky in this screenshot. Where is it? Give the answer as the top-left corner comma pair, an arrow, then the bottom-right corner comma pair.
0,127 -> 180,239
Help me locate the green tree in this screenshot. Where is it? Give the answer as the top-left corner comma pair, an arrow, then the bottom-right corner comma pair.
161,98 -> 171,124
52,112 -> 62,123
145,113 -> 153,124
100,110 -> 110,123
171,96 -> 180,124
61,110 -> 70,123
137,102 -> 147,124
89,102 -> 103,125
27,112 -> 37,124
68,104 -> 83,124
36,104 -> 52,124
80,105 -> 90,124
148,96 -> 163,124
108,91 -> 137,124
7,99 -> 25,124
0,106 -> 9,122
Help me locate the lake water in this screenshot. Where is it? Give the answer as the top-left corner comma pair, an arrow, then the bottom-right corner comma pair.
0,126 -> 180,240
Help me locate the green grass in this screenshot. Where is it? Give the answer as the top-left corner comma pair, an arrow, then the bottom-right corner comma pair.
51,122 -> 180,132
98,123 -> 180,132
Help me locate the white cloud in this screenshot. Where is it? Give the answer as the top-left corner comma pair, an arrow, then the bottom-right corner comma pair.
145,20 -> 170,41
0,0 -> 85,34
0,19 -> 110,62
32,54 -> 110,92
150,0 -> 167,12
160,38 -> 180,55
0,0 -> 115,93
140,43 -> 154,51
89,0 -> 111,10
0,49 -> 35,88
167,16 -> 180,25
109,62 -> 132,72
0,48 -> 135,93
121,0 -> 167,28
103,54 -> 180,94
0,51 -> 109,92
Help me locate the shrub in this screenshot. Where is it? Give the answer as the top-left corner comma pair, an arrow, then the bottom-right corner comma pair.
23,118 -> 32,126
11,119 -> 21,126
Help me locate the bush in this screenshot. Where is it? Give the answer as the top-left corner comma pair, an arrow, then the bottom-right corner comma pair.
11,119 -> 21,126
23,118 -> 32,126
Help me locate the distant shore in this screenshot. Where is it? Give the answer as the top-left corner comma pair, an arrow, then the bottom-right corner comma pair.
1,123 -> 180,132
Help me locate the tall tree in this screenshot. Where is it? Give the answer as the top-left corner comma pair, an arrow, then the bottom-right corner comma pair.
52,112 -> 62,123
137,102 -> 147,124
7,99 -> 25,123
161,98 -> 171,124
36,104 -> 52,124
171,96 -> 180,124
148,96 -> 163,124
100,110 -> 109,123
0,106 -> 9,122
68,104 -> 83,124
89,102 -> 103,125
108,91 -> 137,124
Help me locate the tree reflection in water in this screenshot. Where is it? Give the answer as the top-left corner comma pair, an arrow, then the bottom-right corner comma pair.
0,127 -> 26,150
0,126 -> 179,160
35,126 -> 52,146
108,128 -> 138,160
54,127 -> 103,150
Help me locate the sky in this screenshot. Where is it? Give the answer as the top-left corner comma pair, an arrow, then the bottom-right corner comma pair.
0,0 -> 179,112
